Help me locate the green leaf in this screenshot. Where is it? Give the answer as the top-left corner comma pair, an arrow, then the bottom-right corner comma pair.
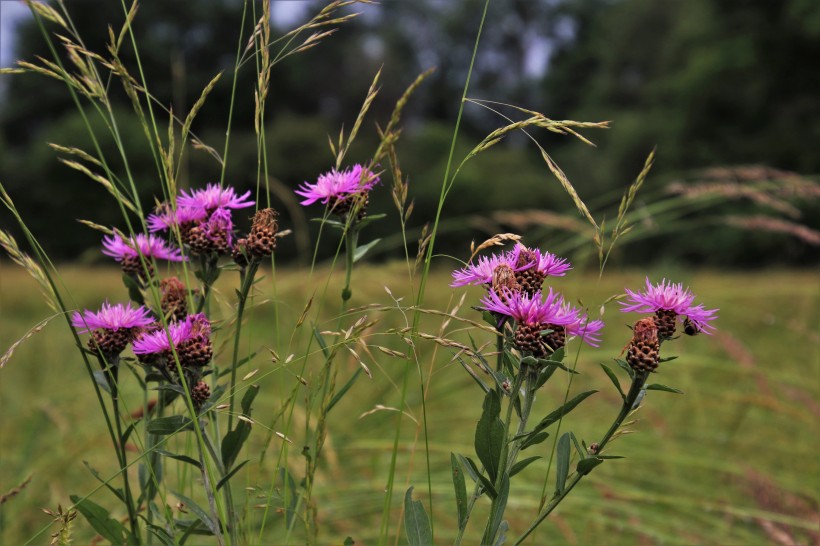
570,432 -> 585,460
221,419 -> 252,471
70,495 -> 127,545
532,364 -> 557,391
600,363 -> 625,400
404,487 -> 433,546
509,456 -> 541,477
530,390 -> 597,436
313,328 -> 331,359
326,368 -> 363,413
555,433 -> 571,495
645,383 -> 684,394
216,460 -> 248,491
451,453 -> 468,529
278,467 -> 299,528
536,357 -> 579,375
147,524 -> 176,546
93,370 -> 111,394
352,238 -> 381,263
354,212 -> 387,230
240,384 -> 259,414
659,355 -> 678,363
122,273 -> 145,306
614,358 -> 635,379
172,491 -> 218,535
82,461 -> 125,503
493,521 -> 509,546
462,456 -> 497,498
344,538 -> 355,546
482,473 -> 509,545
146,415 -> 194,435
576,457 -> 604,475
155,449 -> 201,470
520,431 -> 550,450
475,390 -> 506,482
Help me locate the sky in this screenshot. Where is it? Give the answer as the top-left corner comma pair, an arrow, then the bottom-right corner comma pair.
0,0 -> 312,68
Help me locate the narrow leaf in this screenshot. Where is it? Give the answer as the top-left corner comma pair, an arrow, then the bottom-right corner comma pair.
353,238 -> 381,263
509,456 -> 541,477
577,457 -> 604,475
555,433 -> 571,495
483,473 -> 509,545
520,431 -> 549,450
600,363 -> 625,400
326,368 -> 363,413
474,390 -> 505,482
69,495 -> 126,545
172,491 -> 218,535
530,390 -> 597,436
156,450 -> 201,470
463,456 -> 497,498
646,383 -> 684,394
146,415 -> 194,435
404,487 -> 433,546
216,460 -> 249,491
451,453 -> 468,529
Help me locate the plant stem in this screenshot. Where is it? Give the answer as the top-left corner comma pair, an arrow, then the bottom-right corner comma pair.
105,358 -> 140,542
513,371 -> 648,545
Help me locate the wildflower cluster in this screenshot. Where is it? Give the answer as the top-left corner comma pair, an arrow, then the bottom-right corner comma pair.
619,277 -> 718,373
296,164 -> 380,222
77,184 -> 283,413
454,243 -> 600,362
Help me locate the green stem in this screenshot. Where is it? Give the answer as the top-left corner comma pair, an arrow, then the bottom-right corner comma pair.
513,372 -> 648,545
105,358 -> 140,541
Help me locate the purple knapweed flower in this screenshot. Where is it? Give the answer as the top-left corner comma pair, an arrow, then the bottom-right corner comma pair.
71,301 -> 154,333
295,164 -> 380,206
132,319 -> 191,357
480,288 -> 575,326
451,247 -> 531,288
71,301 -> 154,356
103,232 -> 187,263
560,303 -> 605,347
147,204 -> 207,233
515,244 -> 572,278
619,277 -> 718,336
178,183 -> 254,213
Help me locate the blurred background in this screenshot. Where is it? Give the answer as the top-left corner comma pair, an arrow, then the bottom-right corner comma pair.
0,0 -> 818,269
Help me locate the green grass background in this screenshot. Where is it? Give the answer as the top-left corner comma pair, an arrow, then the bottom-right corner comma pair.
1,264 -> 818,544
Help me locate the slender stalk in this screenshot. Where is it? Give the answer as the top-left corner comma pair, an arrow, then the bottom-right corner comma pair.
513,372 -> 648,545
104,358 -> 140,541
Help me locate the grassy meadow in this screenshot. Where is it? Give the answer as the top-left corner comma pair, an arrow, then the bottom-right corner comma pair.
0,263 -> 817,545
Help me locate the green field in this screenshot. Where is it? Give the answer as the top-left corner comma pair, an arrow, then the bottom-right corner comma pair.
1,264 -> 818,545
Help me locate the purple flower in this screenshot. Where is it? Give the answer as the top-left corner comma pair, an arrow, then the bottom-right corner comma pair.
201,208 -> 234,247
515,244 -> 572,278
480,288 -> 575,326
71,301 -> 154,333
178,183 -> 254,213
147,205 -> 207,232
561,304 -> 605,347
132,313 -> 211,357
295,164 -> 380,206
102,233 -> 187,262
132,320 -> 191,356
451,247 -> 531,288
619,278 -> 718,334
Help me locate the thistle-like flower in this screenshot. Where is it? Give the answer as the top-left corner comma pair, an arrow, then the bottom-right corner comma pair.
619,278 -> 718,337
451,246 -> 530,288
147,203 -> 206,233
512,244 -> 572,295
451,244 -> 570,293
187,207 -> 235,255
177,183 -> 254,214
71,301 -> 154,356
102,232 -> 186,278
132,313 -> 212,369
295,164 -> 379,217
480,288 -> 576,358
562,303 -> 605,348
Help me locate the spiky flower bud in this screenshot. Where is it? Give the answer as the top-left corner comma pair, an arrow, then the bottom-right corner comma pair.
160,277 -> 188,322
191,381 -> 211,410
247,208 -> 279,257
626,317 -> 660,373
